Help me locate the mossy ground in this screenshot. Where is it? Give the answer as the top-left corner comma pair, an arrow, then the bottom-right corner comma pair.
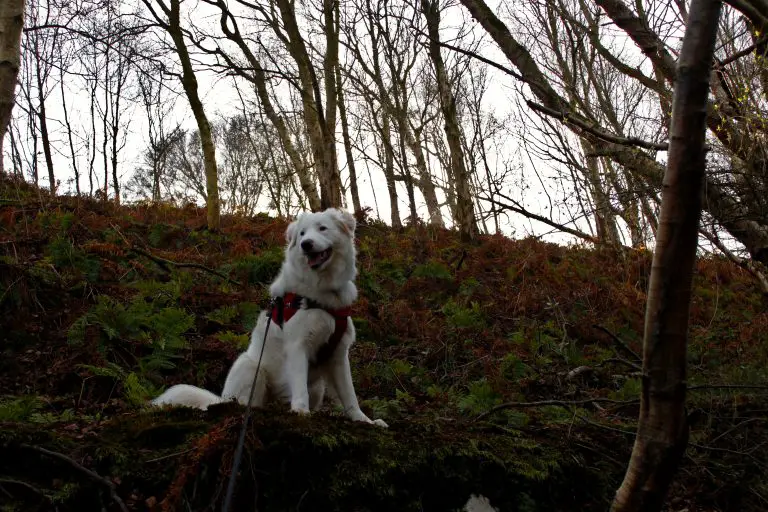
1,176 -> 767,511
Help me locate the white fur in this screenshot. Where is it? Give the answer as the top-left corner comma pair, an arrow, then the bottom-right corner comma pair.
463,495 -> 499,512
151,208 -> 387,428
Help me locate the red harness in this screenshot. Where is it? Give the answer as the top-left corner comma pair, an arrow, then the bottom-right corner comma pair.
270,292 -> 352,365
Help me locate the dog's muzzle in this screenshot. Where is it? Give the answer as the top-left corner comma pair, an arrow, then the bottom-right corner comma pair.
304,247 -> 332,269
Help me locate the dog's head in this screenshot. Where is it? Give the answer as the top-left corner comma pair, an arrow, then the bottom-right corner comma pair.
285,208 -> 356,272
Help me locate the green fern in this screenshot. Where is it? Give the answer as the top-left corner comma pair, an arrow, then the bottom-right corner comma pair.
224,248 -> 283,285
146,307 -> 195,350
458,379 -> 502,415
0,396 -> 46,422
206,305 -> 239,325
78,362 -> 126,379
500,353 -> 533,380
611,377 -> 642,401
218,330 -> 250,349
411,261 -> 452,280
123,372 -> 160,406
46,236 -> 100,282
442,300 -> 485,329
237,302 -> 262,331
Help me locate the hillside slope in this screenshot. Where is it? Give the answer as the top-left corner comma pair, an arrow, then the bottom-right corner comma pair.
1,177 -> 767,511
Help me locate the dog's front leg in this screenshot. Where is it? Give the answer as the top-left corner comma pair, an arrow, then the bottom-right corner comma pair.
284,342 -> 311,414
329,352 -> 388,428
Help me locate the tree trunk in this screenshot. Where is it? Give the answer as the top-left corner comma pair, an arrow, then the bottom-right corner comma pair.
88,75 -> 97,196
336,64 -> 361,215
28,27 -> 55,193
611,1 -> 722,510
251,63 -> 320,211
275,0 -> 340,210
0,0 -> 24,175
398,124 -> 419,225
581,139 -> 620,245
156,0 -> 221,230
60,67 -> 80,195
408,124 -> 444,227
321,0 -> 342,207
376,108 -> 402,228
422,0 -> 477,241
390,77 -> 443,227
36,77 -> 55,193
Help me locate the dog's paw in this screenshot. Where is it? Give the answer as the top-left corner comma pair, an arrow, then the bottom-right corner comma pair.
372,418 -> 389,428
290,405 -> 310,415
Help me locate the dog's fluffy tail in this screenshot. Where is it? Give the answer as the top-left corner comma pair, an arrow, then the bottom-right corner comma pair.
151,384 -> 224,410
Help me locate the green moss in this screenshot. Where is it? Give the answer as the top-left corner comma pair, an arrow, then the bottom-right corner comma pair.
0,406 -> 610,511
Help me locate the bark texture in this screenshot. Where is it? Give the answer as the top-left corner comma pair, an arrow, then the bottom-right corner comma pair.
151,0 -> 221,229
422,0 -> 477,241
0,0 -> 24,175
611,1 -> 723,510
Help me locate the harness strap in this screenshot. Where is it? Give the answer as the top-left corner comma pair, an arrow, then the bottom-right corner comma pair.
270,293 -> 352,365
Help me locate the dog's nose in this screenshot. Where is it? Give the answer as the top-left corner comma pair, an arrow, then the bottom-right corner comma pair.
301,239 -> 314,252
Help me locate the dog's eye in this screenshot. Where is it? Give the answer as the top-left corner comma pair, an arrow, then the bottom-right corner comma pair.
300,231 -> 305,236
318,226 -> 327,231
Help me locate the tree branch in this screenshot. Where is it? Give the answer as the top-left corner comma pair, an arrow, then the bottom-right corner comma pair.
593,324 -> 642,362
475,397 -> 638,422
128,247 -> 242,286
527,100 -> 669,151
21,445 -> 128,512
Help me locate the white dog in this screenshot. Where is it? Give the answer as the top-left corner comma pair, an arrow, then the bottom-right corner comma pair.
152,208 -> 387,427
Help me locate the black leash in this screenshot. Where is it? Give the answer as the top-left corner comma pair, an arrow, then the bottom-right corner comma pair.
221,297 -> 282,512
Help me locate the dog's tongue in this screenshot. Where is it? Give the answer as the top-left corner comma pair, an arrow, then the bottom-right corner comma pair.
308,250 -> 326,267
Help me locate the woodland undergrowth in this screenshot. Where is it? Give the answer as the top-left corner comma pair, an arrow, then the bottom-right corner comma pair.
1,176 -> 767,511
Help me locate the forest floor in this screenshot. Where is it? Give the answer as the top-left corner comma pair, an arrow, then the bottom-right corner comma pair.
1,176 -> 767,512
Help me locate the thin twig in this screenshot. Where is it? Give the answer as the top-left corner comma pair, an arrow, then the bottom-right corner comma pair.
21,444 -> 129,512
601,357 -> 643,371
0,478 -> 48,498
145,448 -> 195,463
708,418 -> 766,445
475,397 -> 638,422
593,324 -> 642,362
128,246 -> 242,286
526,100 -> 670,151
575,414 -> 637,436
110,223 -> 242,286
700,228 -> 768,294
688,384 -> 768,391
688,442 -> 767,468
717,34 -> 768,67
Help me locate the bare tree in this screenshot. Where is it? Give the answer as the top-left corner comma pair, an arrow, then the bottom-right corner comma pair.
342,0 -> 446,226
274,0 -> 342,208
0,0 -> 24,175
141,0 -> 221,230
335,61 -> 362,215
197,0 -> 322,211
134,71 -> 180,202
59,53 -> 81,194
105,36 -> 134,204
21,0 -> 61,192
217,114 -> 265,216
421,0 -> 477,240
612,1 -> 722,510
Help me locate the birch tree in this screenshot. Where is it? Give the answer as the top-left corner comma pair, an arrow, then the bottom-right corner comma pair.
141,0 -> 221,230
0,0 -> 24,175
421,0 -> 477,240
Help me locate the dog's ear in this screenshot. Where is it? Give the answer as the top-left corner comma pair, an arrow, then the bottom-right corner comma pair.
330,208 -> 356,237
